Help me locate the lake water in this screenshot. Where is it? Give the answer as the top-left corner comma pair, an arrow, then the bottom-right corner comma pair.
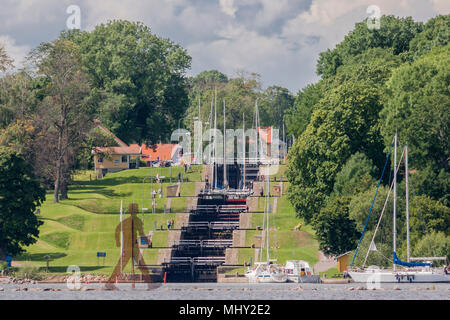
0,282 -> 449,300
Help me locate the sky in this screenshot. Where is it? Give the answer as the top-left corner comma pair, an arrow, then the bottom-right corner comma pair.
0,0 -> 448,93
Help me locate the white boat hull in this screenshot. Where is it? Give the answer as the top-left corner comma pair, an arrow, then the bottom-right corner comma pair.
287,275 -> 321,283
256,273 -> 287,283
349,270 -> 450,283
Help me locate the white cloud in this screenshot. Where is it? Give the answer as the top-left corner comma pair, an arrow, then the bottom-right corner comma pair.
0,0 -> 448,92
219,0 -> 237,17
0,35 -> 31,69
429,0 -> 450,13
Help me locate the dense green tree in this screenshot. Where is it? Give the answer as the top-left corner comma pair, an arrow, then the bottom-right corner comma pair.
0,147 -> 46,259
408,14 -> 450,61
183,71 -> 261,132
412,231 -> 450,264
331,152 -> 377,199
73,20 -> 191,145
286,81 -> 384,222
312,196 -> 360,256
325,48 -> 401,89
0,120 -> 36,155
410,195 -> 450,237
410,166 -> 449,206
348,185 -> 403,244
284,82 -> 323,138
317,16 -> 422,78
258,86 -> 294,130
189,70 -> 228,92
380,44 -> 449,171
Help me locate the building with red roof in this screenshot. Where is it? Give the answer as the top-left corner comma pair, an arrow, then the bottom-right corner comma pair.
91,121 -> 142,177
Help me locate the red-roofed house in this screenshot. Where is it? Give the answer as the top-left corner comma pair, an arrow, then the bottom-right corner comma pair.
91,121 -> 142,177
141,143 -> 182,166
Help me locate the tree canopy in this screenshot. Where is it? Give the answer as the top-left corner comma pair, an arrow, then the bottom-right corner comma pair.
0,147 -> 46,258
71,20 -> 192,145
285,14 -> 449,258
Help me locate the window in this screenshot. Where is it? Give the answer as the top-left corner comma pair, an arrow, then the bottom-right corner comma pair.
122,155 -> 128,163
98,156 -> 103,163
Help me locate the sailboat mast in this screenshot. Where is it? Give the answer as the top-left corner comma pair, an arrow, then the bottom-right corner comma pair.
405,143 -> 410,262
210,96 -> 214,190
266,166 -> 270,262
243,113 -> 246,190
198,96 -> 201,119
223,99 -> 227,188
214,88 -> 217,189
393,131 -> 397,271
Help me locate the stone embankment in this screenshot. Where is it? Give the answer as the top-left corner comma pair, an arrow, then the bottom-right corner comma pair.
0,274 -> 109,284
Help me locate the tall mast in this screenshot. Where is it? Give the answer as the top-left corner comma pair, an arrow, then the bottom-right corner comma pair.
243,113 -> 246,190
405,143 -> 410,262
198,96 -> 201,120
393,131 -> 397,271
266,166 -> 270,262
214,87 -> 217,189
210,96 -> 214,190
254,99 -> 260,163
223,99 -> 227,188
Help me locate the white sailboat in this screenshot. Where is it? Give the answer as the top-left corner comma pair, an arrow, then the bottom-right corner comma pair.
348,133 -> 449,283
245,162 -> 287,283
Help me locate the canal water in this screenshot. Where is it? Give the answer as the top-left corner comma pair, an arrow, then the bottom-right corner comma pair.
0,282 -> 448,300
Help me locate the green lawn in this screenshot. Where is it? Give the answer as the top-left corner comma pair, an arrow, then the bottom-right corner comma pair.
232,176 -> 323,276
15,166 -> 203,275
15,164 -> 335,277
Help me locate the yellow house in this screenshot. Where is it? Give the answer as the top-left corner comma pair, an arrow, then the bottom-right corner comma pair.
91,120 -> 142,177
92,145 -> 141,177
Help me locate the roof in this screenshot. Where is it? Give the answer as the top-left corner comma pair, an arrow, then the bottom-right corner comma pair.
92,144 -> 141,155
141,143 -> 180,161
91,120 -> 141,155
93,119 -> 128,148
336,251 -> 352,259
257,126 -> 272,144
249,126 -> 273,144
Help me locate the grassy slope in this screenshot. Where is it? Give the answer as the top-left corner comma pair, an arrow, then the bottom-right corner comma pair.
17,164 -> 330,276
235,185 -> 320,273
16,165 -> 201,275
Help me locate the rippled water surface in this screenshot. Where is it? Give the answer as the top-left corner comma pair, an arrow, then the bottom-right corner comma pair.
0,282 -> 449,300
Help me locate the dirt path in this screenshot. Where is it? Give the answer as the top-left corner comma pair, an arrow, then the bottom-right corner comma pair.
313,251 -> 337,274
185,181 -> 205,212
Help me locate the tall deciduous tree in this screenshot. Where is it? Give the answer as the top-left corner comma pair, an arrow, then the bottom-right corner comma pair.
284,82 -> 323,138
30,40 -> 91,202
380,44 -> 450,171
287,81 -> 384,222
0,147 -> 46,259
317,15 -> 422,78
259,86 -> 294,130
312,196 -> 360,256
0,43 -> 13,72
72,20 -> 191,145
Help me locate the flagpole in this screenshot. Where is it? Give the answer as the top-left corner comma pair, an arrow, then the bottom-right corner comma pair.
120,200 -> 123,275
